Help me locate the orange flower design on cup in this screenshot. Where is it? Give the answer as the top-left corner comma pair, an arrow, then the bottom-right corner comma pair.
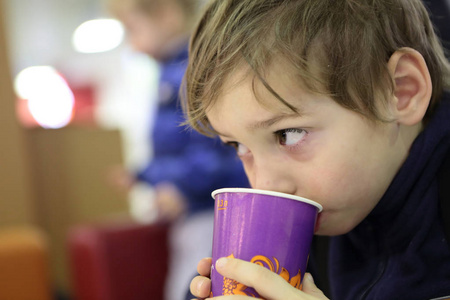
220,254 -> 303,297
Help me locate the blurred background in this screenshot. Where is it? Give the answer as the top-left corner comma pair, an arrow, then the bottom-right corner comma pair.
0,0 -> 163,299
5,0 -> 159,171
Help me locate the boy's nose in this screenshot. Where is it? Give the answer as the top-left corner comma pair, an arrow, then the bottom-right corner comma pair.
251,157 -> 296,195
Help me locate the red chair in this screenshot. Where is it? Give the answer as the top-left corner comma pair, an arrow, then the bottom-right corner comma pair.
68,221 -> 169,300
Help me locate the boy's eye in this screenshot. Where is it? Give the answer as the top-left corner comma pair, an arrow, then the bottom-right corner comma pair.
276,128 -> 307,146
226,142 -> 250,157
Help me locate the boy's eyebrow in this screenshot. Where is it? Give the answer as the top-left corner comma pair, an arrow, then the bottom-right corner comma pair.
214,112 -> 303,139
248,112 -> 302,130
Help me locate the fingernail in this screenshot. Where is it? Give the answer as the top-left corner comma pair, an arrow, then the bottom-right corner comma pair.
216,257 -> 228,269
305,272 -> 314,283
197,278 -> 204,291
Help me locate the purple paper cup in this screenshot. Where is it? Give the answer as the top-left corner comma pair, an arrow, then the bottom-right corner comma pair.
210,188 -> 322,298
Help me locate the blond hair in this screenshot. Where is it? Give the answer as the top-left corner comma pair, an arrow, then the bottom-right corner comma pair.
183,0 -> 450,135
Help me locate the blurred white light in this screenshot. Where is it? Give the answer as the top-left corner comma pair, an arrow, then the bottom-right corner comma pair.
72,19 -> 124,53
14,66 -> 75,129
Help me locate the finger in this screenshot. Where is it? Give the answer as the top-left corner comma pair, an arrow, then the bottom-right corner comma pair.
190,275 -> 211,299
215,257 -> 301,299
301,273 -> 329,300
197,257 -> 212,276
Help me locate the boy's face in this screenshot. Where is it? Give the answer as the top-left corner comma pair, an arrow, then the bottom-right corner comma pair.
120,6 -> 183,60
206,65 -> 409,236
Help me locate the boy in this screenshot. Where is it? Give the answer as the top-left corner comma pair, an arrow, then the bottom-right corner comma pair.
106,0 -> 249,299
183,0 -> 450,299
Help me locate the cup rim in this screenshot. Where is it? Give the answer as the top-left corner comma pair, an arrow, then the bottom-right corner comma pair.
211,188 -> 323,212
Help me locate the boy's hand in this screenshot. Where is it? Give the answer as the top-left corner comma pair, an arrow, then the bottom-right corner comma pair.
190,257 -> 213,298
190,257 -> 329,300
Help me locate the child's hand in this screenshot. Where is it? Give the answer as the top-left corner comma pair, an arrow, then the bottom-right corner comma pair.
107,165 -> 136,193
190,257 -> 329,299
154,182 -> 187,222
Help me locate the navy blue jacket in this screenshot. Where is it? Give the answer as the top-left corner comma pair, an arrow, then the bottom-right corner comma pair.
424,0 -> 450,58
136,45 -> 249,215
328,92 -> 450,299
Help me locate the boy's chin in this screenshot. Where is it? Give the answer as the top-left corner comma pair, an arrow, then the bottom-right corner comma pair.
314,213 -> 359,236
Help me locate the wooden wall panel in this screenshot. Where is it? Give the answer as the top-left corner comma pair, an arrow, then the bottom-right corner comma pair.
26,127 -> 129,293
0,0 -> 35,226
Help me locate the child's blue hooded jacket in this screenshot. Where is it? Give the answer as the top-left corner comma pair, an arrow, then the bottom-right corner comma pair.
136,46 -> 249,215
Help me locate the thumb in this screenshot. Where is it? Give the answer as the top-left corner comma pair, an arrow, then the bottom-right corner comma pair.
302,273 -> 329,300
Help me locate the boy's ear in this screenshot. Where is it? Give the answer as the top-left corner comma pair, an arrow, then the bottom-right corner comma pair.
387,47 -> 432,126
